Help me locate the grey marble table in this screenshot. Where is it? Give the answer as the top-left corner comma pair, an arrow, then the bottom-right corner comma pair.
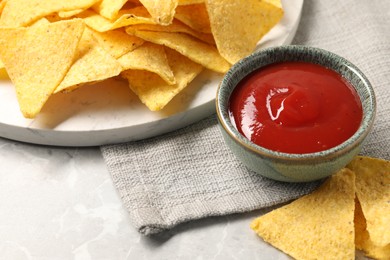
0,137 -> 371,260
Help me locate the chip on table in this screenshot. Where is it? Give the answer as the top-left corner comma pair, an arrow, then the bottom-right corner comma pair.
347,156 -> 390,248
251,169 -> 356,260
251,156 -> 390,260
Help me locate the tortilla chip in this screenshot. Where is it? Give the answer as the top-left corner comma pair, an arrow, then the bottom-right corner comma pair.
347,156 -> 390,247
0,20 -> 85,118
55,28 -> 122,93
119,42 -> 175,85
127,30 -> 230,73
79,7 -> 155,32
178,0 -> 204,5
139,0 -> 178,25
175,3 -> 211,34
58,9 -> 85,18
92,0 -> 128,20
126,19 -> 215,44
205,0 -> 283,64
0,58 -> 8,79
251,169 -> 356,260
0,0 -> 99,27
91,28 -> 144,59
0,0 -> 6,15
122,48 -> 203,111
355,199 -> 390,260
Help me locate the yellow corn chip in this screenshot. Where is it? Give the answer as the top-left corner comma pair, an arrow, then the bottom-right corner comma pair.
205,0 -> 283,64
0,0 -> 6,15
91,28 -> 144,59
79,7 -> 155,32
175,4 -> 211,34
0,0 -> 99,27
127,30 -> 230,73
58,9 -> 85,18
119,42 -> 175,85
178,0 -> 204,5
122,48 -> 203,111
92,0 -> 128,20
55,28 -> 122,93
139,0 -> 178,25
355,199 -> 390,260
347,156 -> 390,247
0,58 -> 8,79
126,19 -> 215,45
251,169 -> 356,260
0,20 -> 85,118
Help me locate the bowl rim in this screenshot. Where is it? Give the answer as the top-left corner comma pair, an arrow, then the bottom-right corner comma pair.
216,45 -> 376,161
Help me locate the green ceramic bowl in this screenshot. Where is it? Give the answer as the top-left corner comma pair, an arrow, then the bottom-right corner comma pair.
216,45 -> 376,182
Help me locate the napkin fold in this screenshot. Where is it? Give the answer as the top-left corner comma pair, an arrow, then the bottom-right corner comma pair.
101,0 -> 390,235
102,116 -> 321,235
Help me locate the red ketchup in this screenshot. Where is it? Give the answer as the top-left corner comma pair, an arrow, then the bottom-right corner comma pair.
229,61 -> 363,154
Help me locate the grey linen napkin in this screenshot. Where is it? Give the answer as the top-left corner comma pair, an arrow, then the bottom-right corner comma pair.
101,0 -> 390,235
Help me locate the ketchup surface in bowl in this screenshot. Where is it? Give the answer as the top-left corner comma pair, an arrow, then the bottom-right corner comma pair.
228,61 -> 363,154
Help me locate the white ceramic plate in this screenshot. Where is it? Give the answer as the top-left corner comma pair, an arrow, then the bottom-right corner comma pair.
0,0 -> 304,146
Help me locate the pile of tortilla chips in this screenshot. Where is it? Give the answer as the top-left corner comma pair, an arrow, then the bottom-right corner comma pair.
251,156 -> 390,260
0,0 -> 283,119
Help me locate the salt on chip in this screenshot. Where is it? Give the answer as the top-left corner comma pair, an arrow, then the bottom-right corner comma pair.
55,28 -> 122,94
128,30 -> 230,73
92,0 -> 128,20
122,48 -> 203,111
251,169 -> 356,260
0,20 -> 85,118
0,0 -> 100,27
126,19 -> 215,44
79,7 -> 155,32
139,0 -> 178,25
347,156 -> 390,247
205,0 -> 283,64
91,28 -> 144,59
175,3 -> 211,34
119,42 -> 176,85
355,199 -> 390,260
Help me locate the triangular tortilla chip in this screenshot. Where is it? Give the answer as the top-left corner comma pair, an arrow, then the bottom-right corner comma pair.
118,42 -> 176,85
251,169 -> 356,260
55,28 -> 123,93
79,7 -> 155,32
175,3 -> 212,34
347,156 -> 390,247
91,28 -> 144,59
92,0 -> 128,20
205,0 -> 283,64
0,0 -> 99,27
0,19 -> 85,118
126,19 -> 215,45
122,48 -> 203,111
127,30 -> 230,73
355,199 -> 390,260
139,0 -> 178,25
